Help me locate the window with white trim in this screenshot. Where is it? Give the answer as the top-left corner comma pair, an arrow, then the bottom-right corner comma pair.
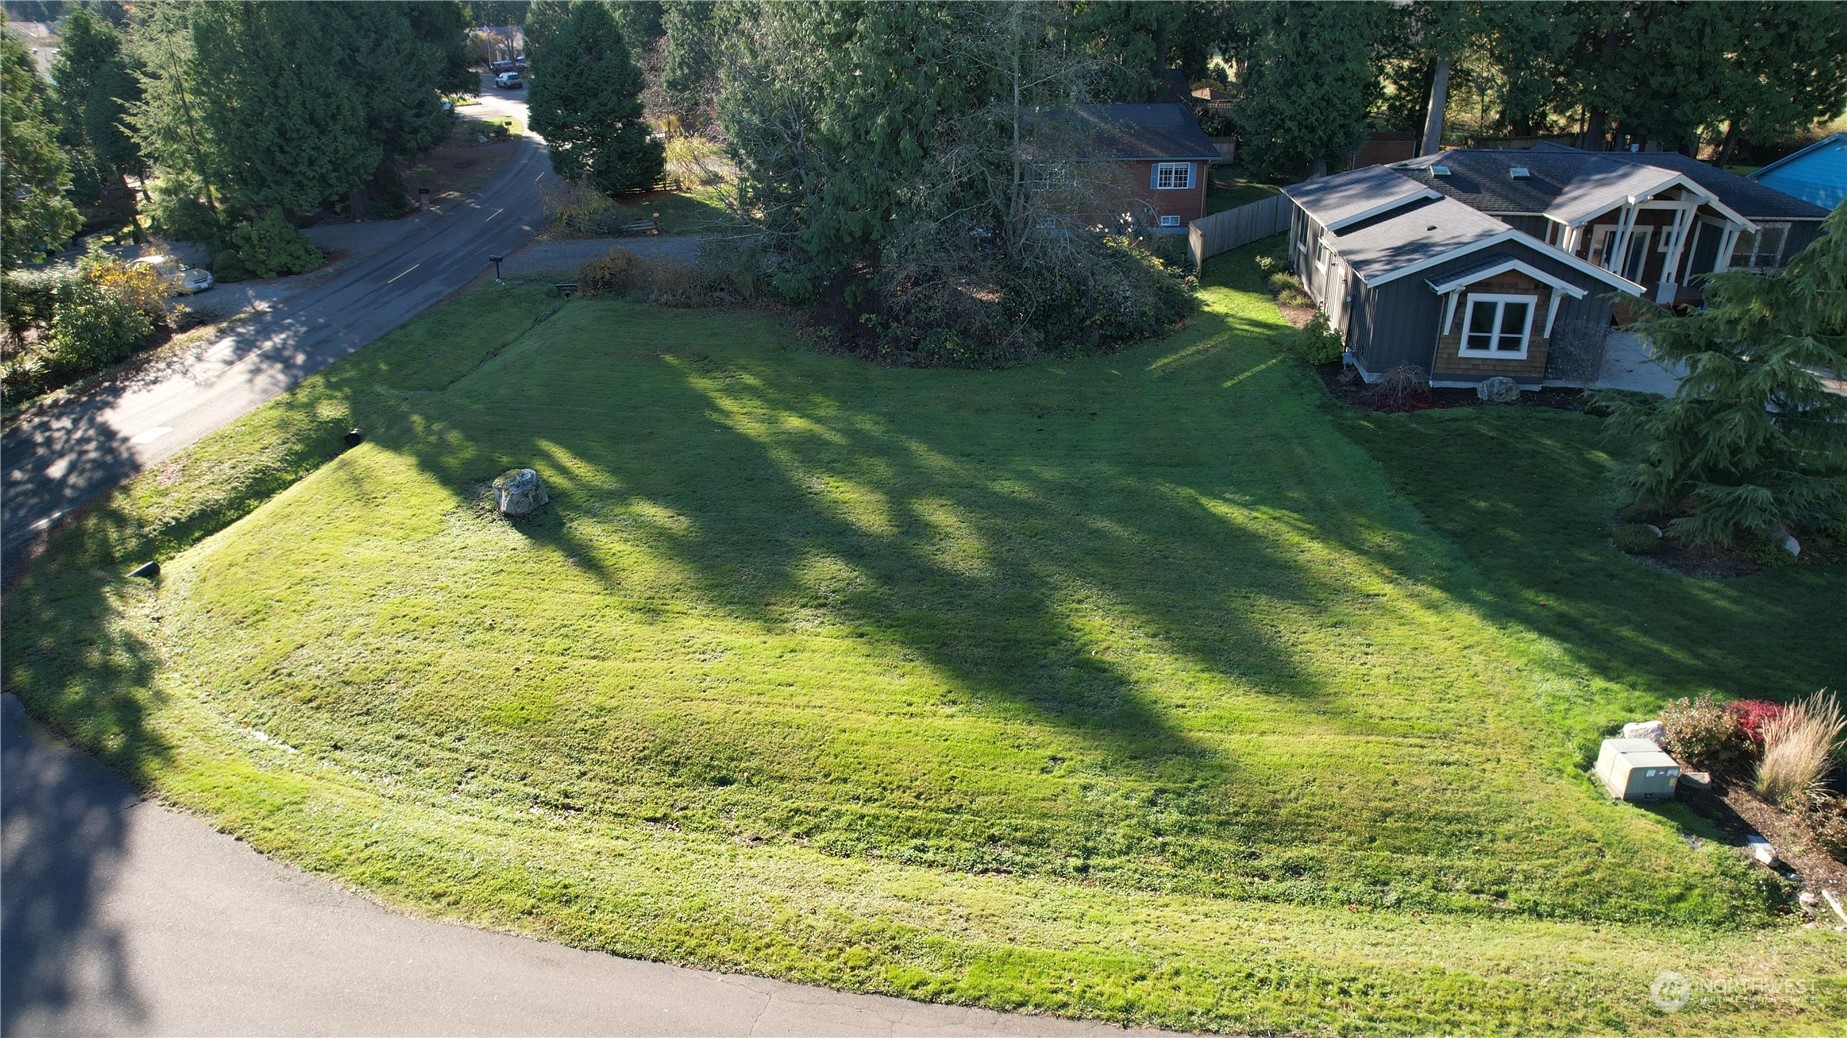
1729,223 -> 1788,270
1313,236 -> 1328,271
1152,162 -> 1194,190
1458,293 -> 1535,358
1025,163 -> 1072,192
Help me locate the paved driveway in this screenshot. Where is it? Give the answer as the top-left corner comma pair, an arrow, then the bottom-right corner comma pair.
1,697 -> 1170,1038
1590,330 -> 1685,395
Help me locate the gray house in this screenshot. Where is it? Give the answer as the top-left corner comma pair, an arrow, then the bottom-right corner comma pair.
1284,166 -> 1642,388
1396,145 -> 1828,305
1282,146 -> 1831,389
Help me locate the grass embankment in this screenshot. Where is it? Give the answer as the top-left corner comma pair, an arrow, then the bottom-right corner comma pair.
6,251 -> 1844,1036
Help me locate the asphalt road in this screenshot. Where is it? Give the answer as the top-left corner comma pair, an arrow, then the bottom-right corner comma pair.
0,696 -> 1167,1038
1,96 -> 548,569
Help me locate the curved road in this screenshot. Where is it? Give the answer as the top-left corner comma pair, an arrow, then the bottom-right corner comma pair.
2,99 -> 548,562
0,697 -> 1164,1037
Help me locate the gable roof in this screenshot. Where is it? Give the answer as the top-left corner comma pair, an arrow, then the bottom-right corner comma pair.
1282,165 -> 1442,231
1064,104 -> 1219,162
1290,177 -> 1644,295
1747,133 -> 1847,210
1394,146 -> 1828,223
1326,195 -> 1512,284
1424,252 -> 1588,299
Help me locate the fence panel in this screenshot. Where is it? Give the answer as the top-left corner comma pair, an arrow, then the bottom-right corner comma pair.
1186,193 -> 1291,270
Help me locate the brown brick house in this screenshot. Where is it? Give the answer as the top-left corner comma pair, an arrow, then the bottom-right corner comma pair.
1053,104 -> 1219,235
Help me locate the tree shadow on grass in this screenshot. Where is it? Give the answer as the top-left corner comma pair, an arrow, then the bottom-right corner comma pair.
1335,406 -> 1847,729
397,301 -> 1393,793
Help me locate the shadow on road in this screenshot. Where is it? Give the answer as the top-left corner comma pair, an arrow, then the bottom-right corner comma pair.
1,692 -> 153,1035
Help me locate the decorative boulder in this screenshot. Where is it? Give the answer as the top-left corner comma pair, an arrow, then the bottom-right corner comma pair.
1476,376 -> 1521,403
1622,720 -> 1668,746
492,468 -> 549,516
1612,523 -> 1663,555
1746,835 -> 1779,867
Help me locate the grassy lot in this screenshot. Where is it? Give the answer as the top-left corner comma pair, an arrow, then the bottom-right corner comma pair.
617,181 -> 736,234
1205,171 -> 1284,215
6,247 -> 1845,1035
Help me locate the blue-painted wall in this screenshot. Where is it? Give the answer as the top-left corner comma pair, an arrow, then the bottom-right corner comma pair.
1752,136 -> 1847,211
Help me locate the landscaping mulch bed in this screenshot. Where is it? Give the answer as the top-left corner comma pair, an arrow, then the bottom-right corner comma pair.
1313,360 -> 1588,414
1678,778 -> 1847,920
1611,515 -> 1847,579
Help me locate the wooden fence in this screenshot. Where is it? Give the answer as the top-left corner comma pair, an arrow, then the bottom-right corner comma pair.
1186,193 -> 1291,270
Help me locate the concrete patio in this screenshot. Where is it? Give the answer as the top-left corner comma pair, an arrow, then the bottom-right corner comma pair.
1590,329 -> 1684,396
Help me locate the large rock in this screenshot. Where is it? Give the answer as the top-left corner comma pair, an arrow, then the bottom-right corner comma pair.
493,468 -> 549,516
1476,376 -> 1521,403
1622,720 -> 1668,746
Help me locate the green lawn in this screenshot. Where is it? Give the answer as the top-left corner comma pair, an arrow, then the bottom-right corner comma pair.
6,247 -> 1844,1035
1205,171 -> 1284,215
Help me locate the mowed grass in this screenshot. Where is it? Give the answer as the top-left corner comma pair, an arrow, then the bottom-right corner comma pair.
6,248 -> 1845,1035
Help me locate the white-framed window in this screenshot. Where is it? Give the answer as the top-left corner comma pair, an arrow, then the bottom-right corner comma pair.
1730,223 -> 1788,270
1159,214 -> 1181,227
1458,293 -> 1536,358
1026,163 -> 1072,192
1313,236 -> 1329,271
1152,162 -> 1194,190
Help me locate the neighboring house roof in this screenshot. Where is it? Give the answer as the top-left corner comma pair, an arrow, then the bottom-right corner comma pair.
1394,145 -> 1829,224
1747,133 -> 1847,211
1282,165 -> 1441,231
1064,104 -> 1219,162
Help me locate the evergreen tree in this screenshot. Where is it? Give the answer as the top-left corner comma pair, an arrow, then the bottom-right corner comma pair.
661,0 -> 719,126
2,19 -> 82,268
528,1 -> 662,195
129,1 -> 463,224
185,2 -> 380,213
50,8 -> 144,214
1233,2 -> 1386,179
520,0 -> 572,65
1602,204 -> 1847,548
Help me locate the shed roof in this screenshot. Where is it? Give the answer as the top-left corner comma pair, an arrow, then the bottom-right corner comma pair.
1064,104 -> 1220,162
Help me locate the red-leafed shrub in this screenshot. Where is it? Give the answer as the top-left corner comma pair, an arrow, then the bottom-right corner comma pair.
1727,699 -> 1786,748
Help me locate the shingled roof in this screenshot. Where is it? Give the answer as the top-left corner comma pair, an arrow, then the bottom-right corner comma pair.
1393,145 -> 1828,223
1064,104 -> 1219,162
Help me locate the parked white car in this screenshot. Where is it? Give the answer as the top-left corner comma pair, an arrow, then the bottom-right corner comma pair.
132,255 -> 215,295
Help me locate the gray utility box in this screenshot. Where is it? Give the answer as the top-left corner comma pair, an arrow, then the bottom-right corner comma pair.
1595,738 -> 1682,801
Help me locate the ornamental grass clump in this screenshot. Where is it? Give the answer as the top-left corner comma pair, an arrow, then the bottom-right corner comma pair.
1753,690 -> 1846,807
